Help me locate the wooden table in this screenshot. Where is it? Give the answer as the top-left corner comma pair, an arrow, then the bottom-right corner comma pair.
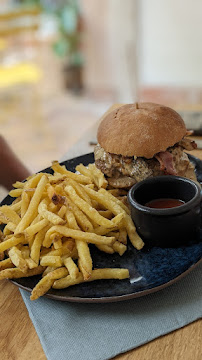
0,109 -> 202,360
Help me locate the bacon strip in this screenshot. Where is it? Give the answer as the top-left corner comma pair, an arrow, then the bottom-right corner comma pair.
155,151 -> 177,175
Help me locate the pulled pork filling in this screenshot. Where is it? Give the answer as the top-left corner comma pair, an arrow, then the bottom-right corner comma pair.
94,138 -> 197,188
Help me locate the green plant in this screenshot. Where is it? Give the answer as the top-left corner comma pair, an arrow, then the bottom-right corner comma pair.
52,1 -> 84,66
18,0 -> 84,66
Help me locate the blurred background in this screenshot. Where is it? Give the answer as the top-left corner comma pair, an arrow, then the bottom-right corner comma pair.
0,0 -> 202,180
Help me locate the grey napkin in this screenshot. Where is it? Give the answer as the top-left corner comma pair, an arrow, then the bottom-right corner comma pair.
20,261 -> 202,360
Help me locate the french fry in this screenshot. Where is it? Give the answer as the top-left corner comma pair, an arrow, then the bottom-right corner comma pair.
50,231 -> 61,243
49,174 -> 67,185
30,213 -> 41,226
65,209 -> 78,229
47,184 -> 55,200
75,163 -> 93,179
63,239 -> 74,251
30,225 -> 51,265
86,183 -> 95,190
63,257 -> 79,279
14,175 -> 48,235
54,184 -> 66,196
41,248 -> 62,257
0,235 -> 26,252
10,200 -> 22,212
64,246 -> 78,259
24,188 -> 36,194
118,228 -> 127,245
26,258 -> 38,269
99,188 -> 130,215
11,197 -> 22,204
53,236 -> 63,249
77,241 -> 92,280
0,160 -> 145,300
66,198 -> 93,232
111,213 -> 125,227
30,267 -> 68,300
51,161 -> 92,185
24,172 -> 44,189
0,213 -> 9,225
64,209 -> 92,280
94,226 -> 118,236
53,268 -> 129,289
43,225 -> 116,248
9,188 -> 23,197
57,205 -> 67,218
31,277 -> 53,300
42,266 -> 57,277
107,231 -> 120,239
40,255 -> 63,268
12,180 -> 26,189
8,246 -> 28,273
19,246 -> 38,269
0,266 -> 44,280
88,163 -> 108,189
48,202 -> 58,212
3,222 -> 16,235
20,245 -> 30,259
97,194 -> 144,249
96,244 -> 114,254
112,241 -> 127,256
0,258 -> 15,270
66,178 -> 92,205
28,236 -> 35,249
98,210 -> 113,219
21,190 -> 30,218
65,185 -> 122,229
125,223 -> 144,250
84,186 -> 123,214
0,231 -> 5,261
38,199 -> 65,225
43,240 -> 77,259
85,186 -> 144,250
24,218 -> 49,239
0,205 -> 21,225
117,196 -> 129,208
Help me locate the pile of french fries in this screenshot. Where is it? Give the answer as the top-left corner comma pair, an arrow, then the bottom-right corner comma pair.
0,161 -> 144,300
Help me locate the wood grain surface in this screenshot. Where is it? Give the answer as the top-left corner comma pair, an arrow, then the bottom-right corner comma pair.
0,97 -> 202,359
0,280 -> 46,360
0,279 -> 201,360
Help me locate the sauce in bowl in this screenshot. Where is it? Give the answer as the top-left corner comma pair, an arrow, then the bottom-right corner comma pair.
145,198 -> 185,209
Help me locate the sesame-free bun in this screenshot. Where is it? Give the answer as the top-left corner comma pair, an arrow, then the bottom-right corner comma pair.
97,102 -> 187,159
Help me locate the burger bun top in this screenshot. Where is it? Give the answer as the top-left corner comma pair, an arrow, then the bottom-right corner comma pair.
97,102 -> 187,159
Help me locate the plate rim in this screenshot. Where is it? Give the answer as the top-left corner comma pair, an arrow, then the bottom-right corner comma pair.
2,152 -> 202,303
11,257 -> 202,303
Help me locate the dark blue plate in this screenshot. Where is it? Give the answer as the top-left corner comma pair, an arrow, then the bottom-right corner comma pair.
2,153 -> 202,303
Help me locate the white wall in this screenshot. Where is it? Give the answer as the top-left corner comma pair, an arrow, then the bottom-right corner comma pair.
138,0 -> 202,87
80,0 -> 138,102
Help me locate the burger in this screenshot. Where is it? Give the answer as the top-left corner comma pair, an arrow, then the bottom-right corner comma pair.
94,102 -> 197,188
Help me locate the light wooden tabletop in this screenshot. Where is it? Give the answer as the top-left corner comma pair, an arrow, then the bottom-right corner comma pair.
1,276 -> 201,360
0,126 -> 202,360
